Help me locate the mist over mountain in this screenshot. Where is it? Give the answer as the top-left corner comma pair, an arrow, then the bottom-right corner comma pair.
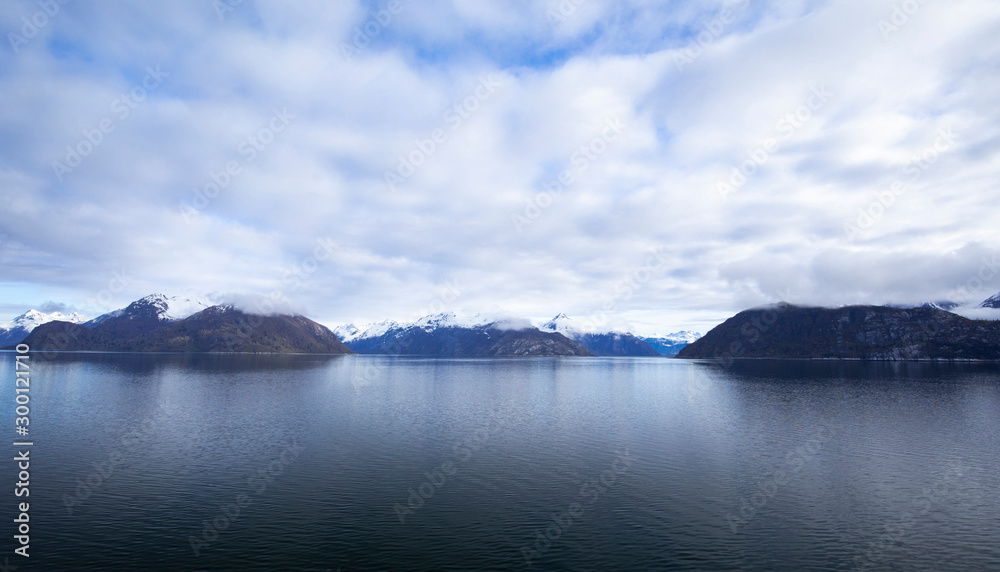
335,312 -> 590,357
83,293 -> 211,328
8,291 -> 1000,358
982,292 -> 1000,309
538,313 -> 661,356
18,294 -> 352,354
638,331 -> 703,357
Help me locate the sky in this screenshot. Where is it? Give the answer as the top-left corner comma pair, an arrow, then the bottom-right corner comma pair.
1,0 -> 999,335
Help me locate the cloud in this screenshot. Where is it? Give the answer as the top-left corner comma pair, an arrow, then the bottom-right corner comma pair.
37,300 -> 74,314
1,0 -> 999,334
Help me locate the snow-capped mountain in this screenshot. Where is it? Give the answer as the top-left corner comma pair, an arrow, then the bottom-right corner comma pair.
0,309 -> 87,347
333,319 -> 401,343
538,314 -> 661,356
84,294 -> 212,327
638,331 -> 702,356
540,313 -> 576,334
884,301 -> 961,312
334,312 -> 589,357
338,311 -> 698,357
5,309 -> 86,331
981,292 -> 1000,309
22,296 -> 352,354
337,311 -> 533,343
920,301 -> 961,311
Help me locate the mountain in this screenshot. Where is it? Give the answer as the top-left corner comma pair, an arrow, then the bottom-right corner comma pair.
676,304 -> 1000,361
0,309 -> 86,347
83,293 -> 211,329
639,331 -> 702,356
918,301 -> 961,311
336,312 -> 591,357
981,292 -> 1000,309
884,301 -> 961,311
538,314 -> 661,356
18,295 -> 352,354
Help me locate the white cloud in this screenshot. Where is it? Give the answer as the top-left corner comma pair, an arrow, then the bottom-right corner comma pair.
1,0 -> 1000,333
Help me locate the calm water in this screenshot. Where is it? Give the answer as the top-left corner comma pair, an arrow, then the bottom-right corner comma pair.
2,352 -> 999,571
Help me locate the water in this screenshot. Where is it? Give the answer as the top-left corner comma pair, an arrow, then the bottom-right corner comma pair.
2,352 -> 999,571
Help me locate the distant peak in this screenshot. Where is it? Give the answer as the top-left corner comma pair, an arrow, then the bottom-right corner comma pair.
982,292 -> 1000,309
139,293 -> 168,302
94,294 -> 215,324
3,308 -> 87,331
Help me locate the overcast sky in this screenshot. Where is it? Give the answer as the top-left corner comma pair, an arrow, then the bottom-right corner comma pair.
1,0 -> 999,335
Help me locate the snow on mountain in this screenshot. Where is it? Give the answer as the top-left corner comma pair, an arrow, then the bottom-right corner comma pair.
86,293 -> 213,326
413,311 -> 530,330
413,312 -> 465,330
646,330 -> 702,344
159,295 -> 213,320
538,313 -> 638,336
637,331 -> 703,357
336,311 -> 699,355
333,319 -> 401,343
981,292 -> 1000,309
540,313 -> 576,334
536,313 -> 668,355
83,309 -> 123,327
335,311 -> 535,342
332,323 -> 361,342
3,309 -> 86,331
0,309 -> 87,346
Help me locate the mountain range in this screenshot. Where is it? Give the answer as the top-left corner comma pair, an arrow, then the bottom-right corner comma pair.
0,309 -> 86,347
536,313 -> 699,356
334,312 -> 700,357
677,304 -> 1000,361
5,291 -> 999,358
17,294 -> 352,354
334,312 -> 591,357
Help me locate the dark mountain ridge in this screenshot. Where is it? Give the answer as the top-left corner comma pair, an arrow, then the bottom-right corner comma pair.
20,304 -> 353,354
677,304 -> 1000,361
537,314 -> 660,356
343,321 -> 591,357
